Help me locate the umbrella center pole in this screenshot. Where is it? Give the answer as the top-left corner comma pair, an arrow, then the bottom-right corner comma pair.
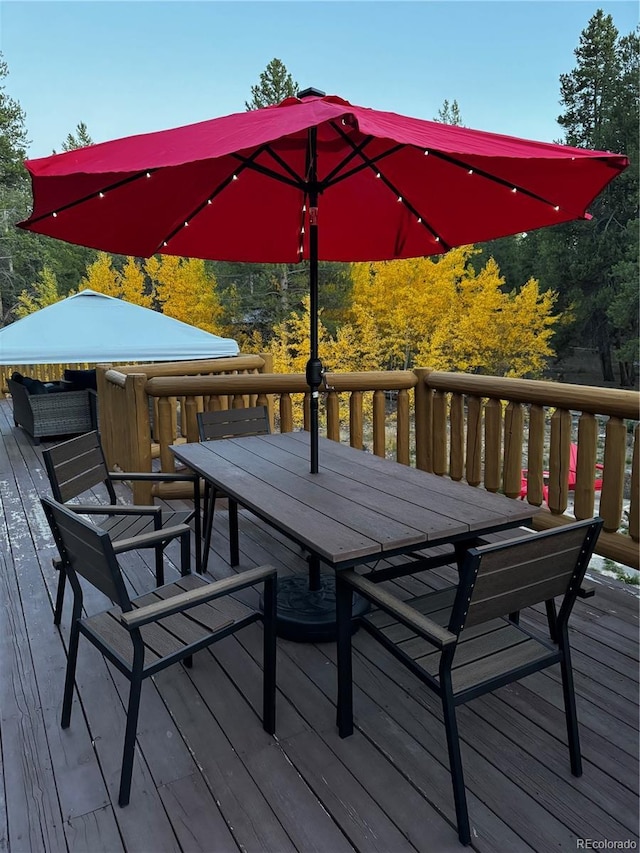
306,353 -> 323,475
306,127 -> 321,476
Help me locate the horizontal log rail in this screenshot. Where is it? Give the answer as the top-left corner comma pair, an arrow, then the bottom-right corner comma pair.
98,363 -> 639,570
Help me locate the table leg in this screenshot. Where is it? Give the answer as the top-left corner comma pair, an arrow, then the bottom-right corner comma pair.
336,572 -> 354,738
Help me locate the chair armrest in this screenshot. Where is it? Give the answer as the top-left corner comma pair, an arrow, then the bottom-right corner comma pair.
112,523 -> 191,555
341,570 -> 456,649
110,471 -> 199,484
67,503 -> 162,517
119,564 -> 277,629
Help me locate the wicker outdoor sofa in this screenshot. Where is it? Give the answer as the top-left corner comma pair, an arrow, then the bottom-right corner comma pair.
8,377 -> 94,444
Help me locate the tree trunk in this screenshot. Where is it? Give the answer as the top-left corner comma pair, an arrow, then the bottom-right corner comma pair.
279,264 -> 289,313
599,342 -> 615,382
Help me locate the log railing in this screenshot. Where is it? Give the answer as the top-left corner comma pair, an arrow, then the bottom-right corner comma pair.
419,371 -> 638,570
99,364 -> 639,570
97,355 -> 271,503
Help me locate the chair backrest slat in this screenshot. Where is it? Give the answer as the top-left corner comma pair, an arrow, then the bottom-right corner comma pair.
43,431 -> 112,503
198,406 -> 271,442
42,497 -> 129,606
453,519 -> 602,631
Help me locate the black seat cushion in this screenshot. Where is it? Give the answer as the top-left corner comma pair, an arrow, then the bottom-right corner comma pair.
63,368 -> 97,391
21,376 -> 49,395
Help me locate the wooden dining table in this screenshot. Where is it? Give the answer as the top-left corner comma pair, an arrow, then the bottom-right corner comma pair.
171,431 -> 539,641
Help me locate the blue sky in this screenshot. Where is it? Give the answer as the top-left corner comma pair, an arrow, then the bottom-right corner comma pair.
2,1 -> 637,160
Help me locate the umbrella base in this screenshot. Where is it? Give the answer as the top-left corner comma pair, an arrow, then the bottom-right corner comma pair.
260,573 -> 369,643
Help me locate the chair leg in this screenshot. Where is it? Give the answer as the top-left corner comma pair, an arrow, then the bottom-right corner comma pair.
53,560 -> 66,626
61,617 -> 81,728
545,599 -> 558,643
180,528 -> 190,578
441,681 -> 471,845
558,628 -> 582,776
202,485 -> 216,574
262,574 -> 277,735
193,479 -> 202,574
118,672 -> 143,807
336,574 -> 354,738
229,500 -> 239,567
154,545 -> 164,586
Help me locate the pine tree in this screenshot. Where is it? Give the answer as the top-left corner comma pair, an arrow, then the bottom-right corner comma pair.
245,59 -> 299,110
60,121 -> 93,153
555,10 -> 639,383
434,99 -> 463,126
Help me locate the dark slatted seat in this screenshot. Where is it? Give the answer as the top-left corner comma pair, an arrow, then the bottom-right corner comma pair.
41,496 -> 277,808
43,430 -> 202,625
197,406 -> 271,571
336,518 -> 603,845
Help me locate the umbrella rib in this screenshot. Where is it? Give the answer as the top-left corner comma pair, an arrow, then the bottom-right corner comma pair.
330,122 -> 449,249
321,134 -> 379,185
331,121 -> 573,214
155,143 -> 301,253
153,162 -> 253,253
260,146 -> 308,186
422,148 -> 567,208
231,152 -> 305,190
21,169 -> 160,225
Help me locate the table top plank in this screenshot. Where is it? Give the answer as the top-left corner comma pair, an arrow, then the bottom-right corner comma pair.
172,434 -> 537,568
172,442 -> 389,563
178,440 -> 427,554
279,432 -> 536,529
236,436 -> 468,540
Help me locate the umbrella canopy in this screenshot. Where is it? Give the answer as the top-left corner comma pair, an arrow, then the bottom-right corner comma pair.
18,92 -> 627,261
0,289 -> 239,364
17,89 -> 629,472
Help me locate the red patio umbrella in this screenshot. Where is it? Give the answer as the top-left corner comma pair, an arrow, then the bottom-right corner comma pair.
18,88 -> 628,475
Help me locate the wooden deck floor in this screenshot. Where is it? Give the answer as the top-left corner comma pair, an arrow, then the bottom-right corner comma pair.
1,398 -> 638,853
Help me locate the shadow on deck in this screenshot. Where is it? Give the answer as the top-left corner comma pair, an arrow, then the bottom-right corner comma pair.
1,399 -> 638,853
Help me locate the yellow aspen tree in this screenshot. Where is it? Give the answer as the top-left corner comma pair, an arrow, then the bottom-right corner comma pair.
120,257 -> 153,307
15,266 -> 62,317
147,256 -> 223,334
267,295 -> 347,373
79,252 -> 121,296
493,279 -> 557,376
418,260 -> 559,377
350,248 -> 471,369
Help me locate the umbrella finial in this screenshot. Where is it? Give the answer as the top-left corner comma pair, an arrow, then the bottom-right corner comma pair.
298,87 -> 325,99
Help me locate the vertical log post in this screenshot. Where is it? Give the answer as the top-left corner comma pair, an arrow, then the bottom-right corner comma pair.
372,389 -> 386,458
547,409 -> 571,515
526,404 -> 546,506
413,368 -> 433,472
449,393 -> 465,481
600,416 -> 626,534
629,424 -> 639,545
397,388 -> 409,465
574,413 -> 599,520
326,391 -> 340,441
432,390 -> 448,476
350,391 -> 363,450
503,402 -> 524,499
484,398 -> 502,493
465,396 -> 482,487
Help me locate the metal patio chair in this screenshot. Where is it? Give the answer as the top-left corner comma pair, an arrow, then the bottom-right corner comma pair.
197,406 -> 271,571
43,430 -> 202,625
336,518 -> 603,845
42,496 -> 277,807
